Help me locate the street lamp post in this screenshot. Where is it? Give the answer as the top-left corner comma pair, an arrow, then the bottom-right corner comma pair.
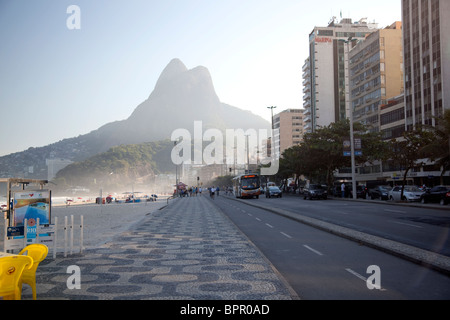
340,37 -> 357,200
174,140 -> 178,196
267,106 -> 277,131
267,106 -> 277,174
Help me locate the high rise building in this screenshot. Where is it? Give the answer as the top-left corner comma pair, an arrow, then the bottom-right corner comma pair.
302,58 -> 312,133
402,0 -> 450,129
303,17 -> 378,132
349,22 -> 404,132
272,109 -> 304,157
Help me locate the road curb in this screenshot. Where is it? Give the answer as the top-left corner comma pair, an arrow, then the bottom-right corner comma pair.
227,196 -> 450,276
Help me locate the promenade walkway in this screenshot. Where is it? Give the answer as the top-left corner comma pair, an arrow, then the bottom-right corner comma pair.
22,196 -> 296,300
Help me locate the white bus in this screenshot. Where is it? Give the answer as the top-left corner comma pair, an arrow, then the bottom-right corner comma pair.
232,174 -> 261,199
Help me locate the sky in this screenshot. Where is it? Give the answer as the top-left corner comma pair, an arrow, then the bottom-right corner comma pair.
0,0 -> 401,156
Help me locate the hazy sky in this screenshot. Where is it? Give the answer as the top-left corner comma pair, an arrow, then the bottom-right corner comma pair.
0,0 -> 401,156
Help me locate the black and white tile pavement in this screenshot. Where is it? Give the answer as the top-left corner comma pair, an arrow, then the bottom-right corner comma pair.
22,196 -> 297,300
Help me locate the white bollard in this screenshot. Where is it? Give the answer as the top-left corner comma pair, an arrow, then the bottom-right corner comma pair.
70,215 -> 74,255
64,216 -> 68,258
80,215 -> 84,253
53,217 -> 58,259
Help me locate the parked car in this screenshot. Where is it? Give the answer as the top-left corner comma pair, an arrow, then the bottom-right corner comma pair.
368,185 -> 392,200
265,186 -> 282,198
420,185 -> 450,205
388,185 -> 424,202
303,184 -> 328,200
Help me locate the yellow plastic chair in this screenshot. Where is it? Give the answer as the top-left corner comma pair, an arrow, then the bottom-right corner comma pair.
19,244 -> 48,300
0,255 -> 34,300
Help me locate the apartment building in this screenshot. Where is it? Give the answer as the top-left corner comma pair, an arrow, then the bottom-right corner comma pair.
349,22 -> 404,132
302,58 -> 312,133
379,94 -> 406,140
272,109 -> 304,157
303,17 -> 378,132
402,0 -> 450,129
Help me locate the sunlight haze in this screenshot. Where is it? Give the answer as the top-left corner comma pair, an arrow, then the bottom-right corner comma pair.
0,0 -> 401,156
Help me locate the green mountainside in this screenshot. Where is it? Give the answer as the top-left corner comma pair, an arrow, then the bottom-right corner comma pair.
53,140 -> 174,192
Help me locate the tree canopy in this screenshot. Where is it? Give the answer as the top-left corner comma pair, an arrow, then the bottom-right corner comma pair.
275,115 -> 447,191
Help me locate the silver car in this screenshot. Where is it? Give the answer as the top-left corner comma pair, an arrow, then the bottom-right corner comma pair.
389,185 -> 424,202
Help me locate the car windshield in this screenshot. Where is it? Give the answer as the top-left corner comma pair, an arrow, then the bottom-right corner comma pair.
379,186 -> 392,191
311,185 -> 324,190
269,187 -> 280,191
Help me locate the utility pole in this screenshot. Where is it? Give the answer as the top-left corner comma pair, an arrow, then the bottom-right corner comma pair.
267,106 -> 277,131
267,106 -> 277,166
340,37 -> 357,200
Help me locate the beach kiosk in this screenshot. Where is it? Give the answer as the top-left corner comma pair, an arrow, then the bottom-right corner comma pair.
1,178 -> 51,250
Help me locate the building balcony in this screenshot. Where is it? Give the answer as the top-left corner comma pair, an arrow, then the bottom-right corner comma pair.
302,62 -> 310,72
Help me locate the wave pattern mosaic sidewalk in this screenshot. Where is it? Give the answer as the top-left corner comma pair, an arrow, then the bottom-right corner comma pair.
24,196 -> 295,300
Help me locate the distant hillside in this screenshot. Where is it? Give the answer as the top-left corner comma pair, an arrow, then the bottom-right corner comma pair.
53,140 -> 174,191
0,58 -> 269,179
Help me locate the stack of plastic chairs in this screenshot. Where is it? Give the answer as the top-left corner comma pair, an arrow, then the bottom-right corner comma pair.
19,244 -> 49,300
0,255 -> 34,300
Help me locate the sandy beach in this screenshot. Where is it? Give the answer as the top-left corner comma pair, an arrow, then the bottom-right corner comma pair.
1,198 -> 170,253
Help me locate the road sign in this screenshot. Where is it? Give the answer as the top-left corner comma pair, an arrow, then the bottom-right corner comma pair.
343,138 -> 362,157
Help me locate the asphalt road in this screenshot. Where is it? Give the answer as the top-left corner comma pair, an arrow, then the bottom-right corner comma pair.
211,195 -> 450,300
246,195 -> 450,256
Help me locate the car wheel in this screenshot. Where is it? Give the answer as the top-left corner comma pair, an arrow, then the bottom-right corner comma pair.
421,197 -> 426,204
440,198 -> 446,206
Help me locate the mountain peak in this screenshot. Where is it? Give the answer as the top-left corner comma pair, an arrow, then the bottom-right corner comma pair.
154,58 -> 188,90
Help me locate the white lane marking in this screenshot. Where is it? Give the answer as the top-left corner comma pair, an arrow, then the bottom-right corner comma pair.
345,268 -> 367,282
280,232 -> 292,239
255,217 -> 261,222
384,209 -> 407,214
265,223 -> 274,228
345,268 -> 387,291
390,221 -> 423,229
303,245 -> 323,256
